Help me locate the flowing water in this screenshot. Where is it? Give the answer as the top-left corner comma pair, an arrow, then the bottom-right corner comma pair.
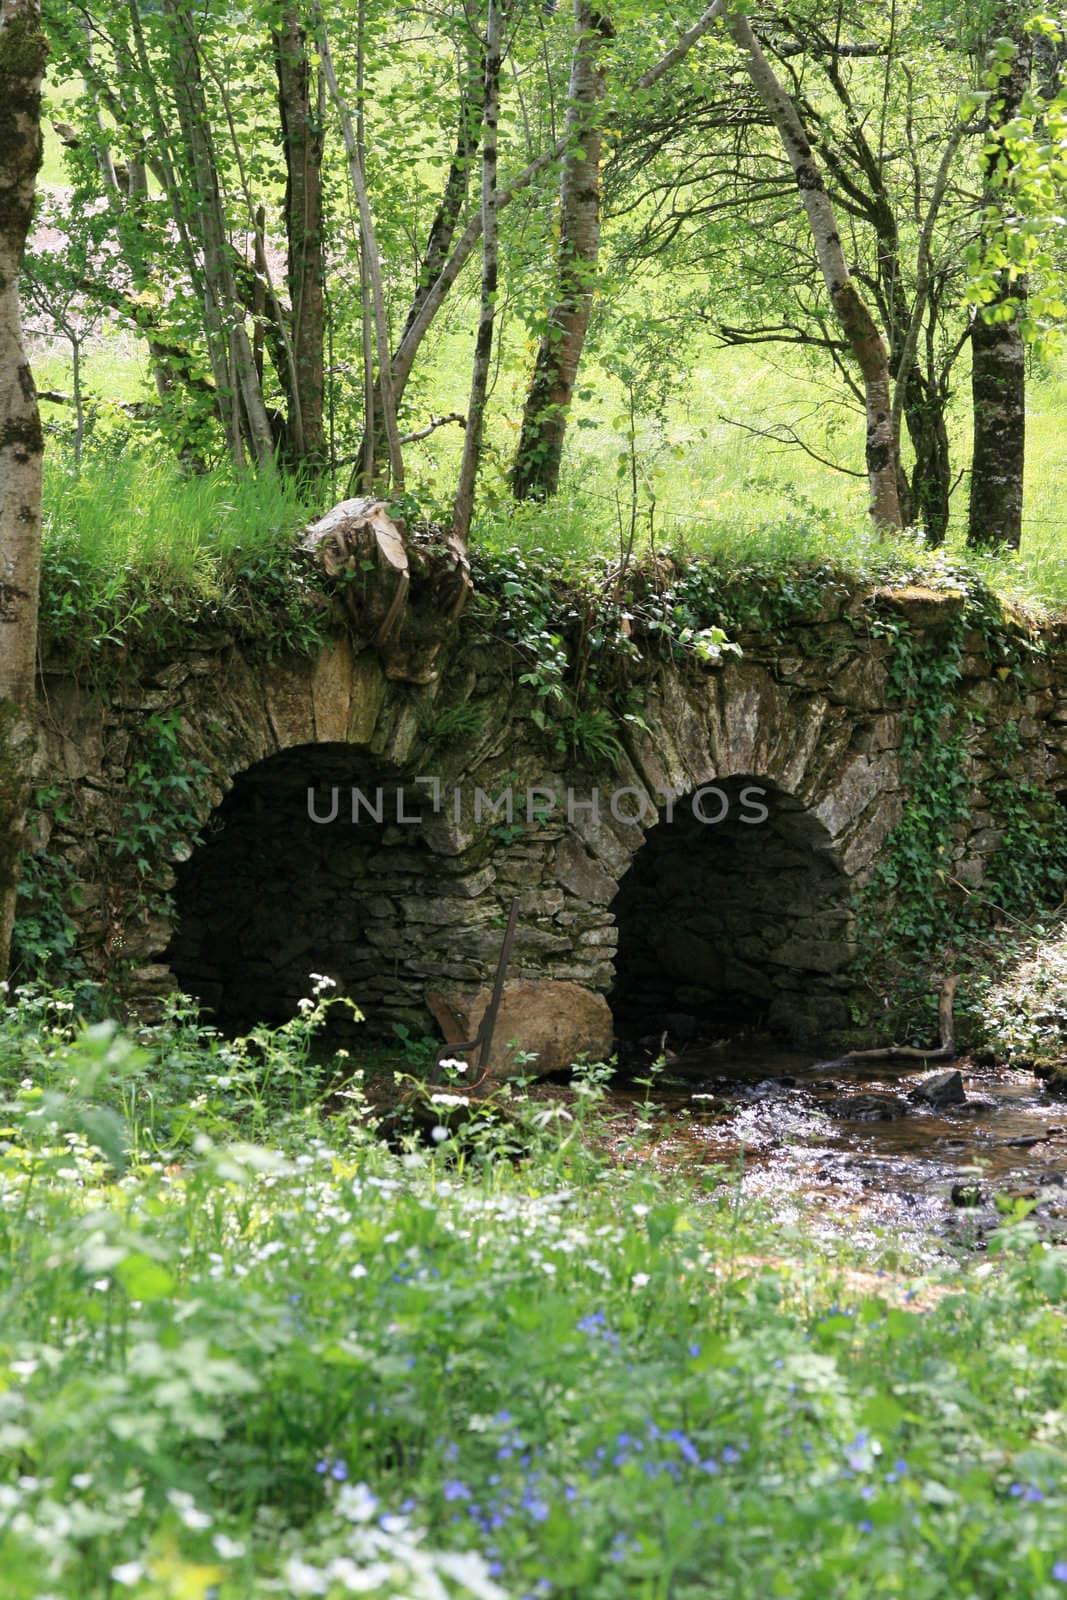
608,1043 -> 1067,1260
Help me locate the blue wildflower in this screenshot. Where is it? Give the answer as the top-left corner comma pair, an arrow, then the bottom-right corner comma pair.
1053,1562 -> 1067,1583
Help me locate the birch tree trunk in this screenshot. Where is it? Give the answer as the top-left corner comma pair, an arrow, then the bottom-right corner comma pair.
728,8 -> 902,529
0,0 -> 47,982
512,2 -> 614,502
274,2 -> 326,469
968,17 -> 1032,551
451,0 -> 503,549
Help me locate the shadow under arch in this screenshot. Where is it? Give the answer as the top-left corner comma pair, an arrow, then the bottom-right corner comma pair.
609,775 -> 854,1044
165,742 -> 443,1037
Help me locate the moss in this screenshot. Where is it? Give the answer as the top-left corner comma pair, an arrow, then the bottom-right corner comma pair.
0,9 -> 48,82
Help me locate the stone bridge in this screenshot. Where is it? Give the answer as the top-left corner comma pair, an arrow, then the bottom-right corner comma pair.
27,583 -> 1067,1066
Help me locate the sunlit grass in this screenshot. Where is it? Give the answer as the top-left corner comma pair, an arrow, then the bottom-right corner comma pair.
31,322 -> 1067,614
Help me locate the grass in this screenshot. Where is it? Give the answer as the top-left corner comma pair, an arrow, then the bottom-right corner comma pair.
38,452 -> 323,667
3,983 -> 1067,1597
31,320 -> 1067,629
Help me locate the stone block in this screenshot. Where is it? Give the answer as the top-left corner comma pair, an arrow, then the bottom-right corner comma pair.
426,980 -> 614,1077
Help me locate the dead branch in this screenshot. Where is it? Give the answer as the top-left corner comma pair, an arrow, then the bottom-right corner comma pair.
718,413 -> 867,478
844,974 -> 958,1062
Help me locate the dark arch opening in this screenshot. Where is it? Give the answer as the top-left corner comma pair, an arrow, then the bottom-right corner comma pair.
165,744 -> 443,1038
609,776 -> 853,1045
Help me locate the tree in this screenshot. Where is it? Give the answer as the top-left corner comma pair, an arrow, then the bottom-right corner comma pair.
452,0 -> 505,547
512,2 -> 615,501
0,0 -> 47,983
727,5 -> 902,527
605,2 -> 985,544
274,1 -> 327,471
968,13 -> 1034,550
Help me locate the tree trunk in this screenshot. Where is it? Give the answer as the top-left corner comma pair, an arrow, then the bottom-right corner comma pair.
317,0 -> 405,490
903,376 -> 952,546
451,0 -> 504,549
352,37 -> 485,484
274,2 -> 326,470
968,19 -> 1032,551
512,2 -> 614,501
729,9 -> 901,528
165,0 -> 276,472
0,0 -> 47,982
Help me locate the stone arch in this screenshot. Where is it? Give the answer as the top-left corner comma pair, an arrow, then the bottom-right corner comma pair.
165,744 -> 452,1035
608,774 -> 854,1043
144,638 -> 491,1032
565,657 -> 904,1045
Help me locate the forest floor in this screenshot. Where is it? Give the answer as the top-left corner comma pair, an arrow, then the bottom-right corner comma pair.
4,981 -> 1067,1599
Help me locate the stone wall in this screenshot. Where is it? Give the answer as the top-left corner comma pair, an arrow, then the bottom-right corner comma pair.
22,583 -> 1067,1066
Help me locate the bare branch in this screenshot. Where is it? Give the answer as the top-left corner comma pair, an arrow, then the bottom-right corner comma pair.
718,413 -> 867,478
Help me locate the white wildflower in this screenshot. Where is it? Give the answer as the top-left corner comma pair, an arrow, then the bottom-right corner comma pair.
110,1562 -> 145,1587
167,1488 -> 213,1530
213,1533 -> 247,1559
284,1555 -> 329,1595
335,1481 -> 378,1524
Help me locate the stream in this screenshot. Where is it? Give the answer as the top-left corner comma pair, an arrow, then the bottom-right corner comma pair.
608,1044 -> 1067,1261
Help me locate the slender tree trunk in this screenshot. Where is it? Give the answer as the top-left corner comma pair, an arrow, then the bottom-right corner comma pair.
729,9 -> 901,528
904,377 -> 952,545
274,2 -> 326,469
452,0 -> 504,549
402,40 -> 484,347
316,0 -> 404,490
968,17 -> 1032,551
512,2 -> 614,501
165,0 -> 276,472
353,37 -> 485,484
0,0 -> 47,982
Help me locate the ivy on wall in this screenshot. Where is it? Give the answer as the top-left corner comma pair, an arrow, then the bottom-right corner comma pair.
850,600 -> 1067,1042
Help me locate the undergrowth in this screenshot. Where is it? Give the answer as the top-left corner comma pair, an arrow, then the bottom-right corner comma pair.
38,448 -> 1065,684
3,986 -> 1067,1596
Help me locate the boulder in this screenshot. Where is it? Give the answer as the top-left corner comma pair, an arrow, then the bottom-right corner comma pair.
909,1069 -> 966,1108
427,980 -> 613,1078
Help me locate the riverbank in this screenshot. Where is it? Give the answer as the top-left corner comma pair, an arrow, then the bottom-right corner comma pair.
3,986 -> 1067,1598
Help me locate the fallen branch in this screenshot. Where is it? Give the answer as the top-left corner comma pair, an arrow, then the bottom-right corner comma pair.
844,974 -> 958,1062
